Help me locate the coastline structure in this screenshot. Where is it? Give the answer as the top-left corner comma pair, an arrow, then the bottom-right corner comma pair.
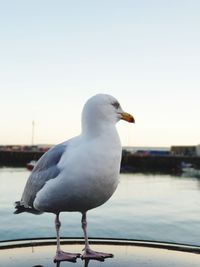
0,145 -> 199,173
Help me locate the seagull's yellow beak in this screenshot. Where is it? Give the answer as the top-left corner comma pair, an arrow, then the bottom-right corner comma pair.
121,112 -> 135,123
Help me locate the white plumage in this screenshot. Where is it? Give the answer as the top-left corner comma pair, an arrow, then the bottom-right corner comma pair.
15,93 -> 134,262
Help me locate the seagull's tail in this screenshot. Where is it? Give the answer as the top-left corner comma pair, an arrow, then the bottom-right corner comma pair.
14,201 -> 42,215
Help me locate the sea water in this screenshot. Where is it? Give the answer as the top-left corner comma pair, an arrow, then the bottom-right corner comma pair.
1,168 -> 200,246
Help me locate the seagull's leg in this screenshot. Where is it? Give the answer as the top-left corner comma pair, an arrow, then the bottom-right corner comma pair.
81,212 -> 113,260
54,213 -> 81,263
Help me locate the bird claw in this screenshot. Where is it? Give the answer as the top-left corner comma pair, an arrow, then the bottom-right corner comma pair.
81,248 -> 113,261
54,250 -> 81,263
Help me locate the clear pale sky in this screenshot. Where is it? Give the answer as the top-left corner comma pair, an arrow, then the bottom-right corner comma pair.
0,1 -> 200,147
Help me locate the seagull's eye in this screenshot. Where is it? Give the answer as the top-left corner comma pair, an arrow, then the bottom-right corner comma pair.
112,101 -> 120,109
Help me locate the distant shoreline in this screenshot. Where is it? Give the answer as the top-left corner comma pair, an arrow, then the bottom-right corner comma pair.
0,150 -> 199,173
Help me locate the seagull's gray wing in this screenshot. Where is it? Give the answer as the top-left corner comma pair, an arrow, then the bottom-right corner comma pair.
14,142 -> 66,214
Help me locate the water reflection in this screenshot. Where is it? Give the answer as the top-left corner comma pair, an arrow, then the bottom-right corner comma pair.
55,258 -> 109,267
1,168 -> 200,246
32,257 -> 110,267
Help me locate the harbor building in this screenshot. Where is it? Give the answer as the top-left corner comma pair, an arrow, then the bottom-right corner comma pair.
170,145 -> 199,157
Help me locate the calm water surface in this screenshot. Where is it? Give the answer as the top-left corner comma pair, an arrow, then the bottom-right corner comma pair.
1,168 -> 200,245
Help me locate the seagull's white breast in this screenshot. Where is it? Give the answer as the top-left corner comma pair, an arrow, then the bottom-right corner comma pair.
34,128 -> 122,213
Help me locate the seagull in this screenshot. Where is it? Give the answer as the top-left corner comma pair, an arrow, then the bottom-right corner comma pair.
14,94 -> 134,262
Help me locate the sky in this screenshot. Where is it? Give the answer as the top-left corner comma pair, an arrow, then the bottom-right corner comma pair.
0,0 -> 200,147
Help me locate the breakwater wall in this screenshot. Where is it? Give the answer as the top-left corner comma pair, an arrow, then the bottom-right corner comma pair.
0,151 -> 43,167
0,150 -> 200,173
121,154 -> 200,173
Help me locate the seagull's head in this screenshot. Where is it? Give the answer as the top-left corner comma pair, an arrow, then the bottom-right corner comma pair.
82,94 -> 134,133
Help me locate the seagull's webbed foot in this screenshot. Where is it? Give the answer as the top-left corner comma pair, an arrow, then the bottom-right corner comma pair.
54,250 -> 81,263
81,247 -> 113,261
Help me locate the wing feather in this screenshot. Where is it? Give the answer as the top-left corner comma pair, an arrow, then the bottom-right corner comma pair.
14,142 -> 66,213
